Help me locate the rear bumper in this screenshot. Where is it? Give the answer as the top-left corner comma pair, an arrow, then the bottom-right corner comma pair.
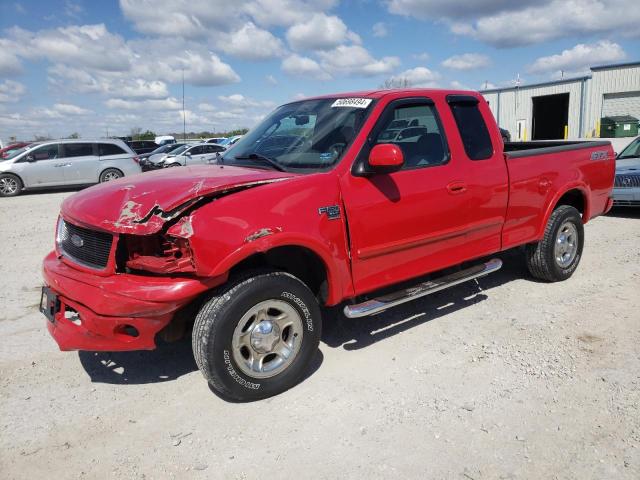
612,187 -> 640,207
42,251 -> 226,351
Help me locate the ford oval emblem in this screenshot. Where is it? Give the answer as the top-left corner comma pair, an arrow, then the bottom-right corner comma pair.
70,234 -> 84,247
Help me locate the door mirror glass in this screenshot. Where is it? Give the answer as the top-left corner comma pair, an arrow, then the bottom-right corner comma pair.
368,144 -> 404,172
26,155 -> 36,162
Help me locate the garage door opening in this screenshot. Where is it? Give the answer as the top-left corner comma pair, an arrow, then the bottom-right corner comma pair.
532,93 -> 570,140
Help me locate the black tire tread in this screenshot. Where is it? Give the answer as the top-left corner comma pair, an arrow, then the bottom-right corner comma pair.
526,205 -> 582,282
192,269 -> 315,400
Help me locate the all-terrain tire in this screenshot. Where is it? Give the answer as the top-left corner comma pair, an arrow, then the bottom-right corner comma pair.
0,173 -> 23,197
526,205 -> 584,282
192,270 -> 322,402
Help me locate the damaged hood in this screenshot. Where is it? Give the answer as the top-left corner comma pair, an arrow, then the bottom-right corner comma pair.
61,165 -> 296,234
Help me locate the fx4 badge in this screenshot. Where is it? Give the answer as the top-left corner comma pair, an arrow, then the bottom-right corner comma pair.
318,205 -> 341,220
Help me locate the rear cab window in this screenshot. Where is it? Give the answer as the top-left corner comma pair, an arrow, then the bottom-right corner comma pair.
447,95 -> 493,160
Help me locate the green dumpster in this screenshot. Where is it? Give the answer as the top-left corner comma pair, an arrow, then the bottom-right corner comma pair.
600,115 -> 639,138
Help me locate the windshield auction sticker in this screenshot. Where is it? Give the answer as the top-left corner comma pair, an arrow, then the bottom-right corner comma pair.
331,98 -> 372,108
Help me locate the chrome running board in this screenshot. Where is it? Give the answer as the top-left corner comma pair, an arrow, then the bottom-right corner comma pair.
343,258 -> 502,318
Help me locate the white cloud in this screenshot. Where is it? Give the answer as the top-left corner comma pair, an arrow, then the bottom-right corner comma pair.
387,67 -> 441,87
318,45 -> 401,77
0,80 -> 26,103
265,74 -> 278,85
52,103 -> 92,115
0,39 -> 23,76
372,22 -> 389,38
387,0 -> 640,46
218,94 -> 276,108
286,14 -> 359,51
442,53 -> 491,71
282,54 -> 331,80
105,97 -> 183,111
528,40 -> 626,77
244,0 -> 339,27
217,22 -> 285,60
8,24 -> 133,72
119,0 -> 231,37
198,103 -> 216,112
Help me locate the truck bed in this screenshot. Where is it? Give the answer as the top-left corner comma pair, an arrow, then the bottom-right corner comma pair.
504,140 -> 611,158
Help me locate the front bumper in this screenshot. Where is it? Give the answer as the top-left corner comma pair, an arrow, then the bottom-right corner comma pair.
612,187 -> 640,207
42,251 -> 226,351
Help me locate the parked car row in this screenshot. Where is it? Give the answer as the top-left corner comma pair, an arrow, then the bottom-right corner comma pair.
0,139 -> 141,197
0,133 -> 246,196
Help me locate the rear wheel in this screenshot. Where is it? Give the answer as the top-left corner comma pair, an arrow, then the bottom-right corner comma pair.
0,174 -> 23,197
193,271 -> 322,401
99,168 -> 123,182
526,205 -> 584,282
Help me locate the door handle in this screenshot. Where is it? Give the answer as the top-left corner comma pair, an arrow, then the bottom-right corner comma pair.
446,181 -> 467,194
54,163 -> 72,167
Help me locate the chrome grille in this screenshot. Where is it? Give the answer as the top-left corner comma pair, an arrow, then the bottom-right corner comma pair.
614,174 -> 640,188
58,220 -> 113,269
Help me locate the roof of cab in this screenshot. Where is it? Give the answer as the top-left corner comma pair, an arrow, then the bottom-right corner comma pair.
296,88 -> 481,102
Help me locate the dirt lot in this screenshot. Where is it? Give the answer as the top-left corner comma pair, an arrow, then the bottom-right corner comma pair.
0,190 -> 638,479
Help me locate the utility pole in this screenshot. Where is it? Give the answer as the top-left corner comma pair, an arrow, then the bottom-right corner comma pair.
182,68 -> 186,141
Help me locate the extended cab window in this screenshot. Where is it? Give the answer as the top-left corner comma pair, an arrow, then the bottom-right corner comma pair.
448,98 -> 493,160
374,103 -> 448,169
64,143 -> 94,158
98,143 -> 126,156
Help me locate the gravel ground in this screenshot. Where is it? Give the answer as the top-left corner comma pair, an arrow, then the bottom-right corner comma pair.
0,190 -> 639,479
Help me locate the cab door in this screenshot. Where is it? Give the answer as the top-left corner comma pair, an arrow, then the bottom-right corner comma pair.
340,97 -> 473,295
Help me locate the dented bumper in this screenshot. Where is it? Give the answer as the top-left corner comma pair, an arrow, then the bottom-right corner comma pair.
42,251 -> 226,351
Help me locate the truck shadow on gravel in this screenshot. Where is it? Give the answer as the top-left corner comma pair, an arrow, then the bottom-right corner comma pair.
77,250 -> 526,385
607,207 -> 640,219
322,249 -> 528,351
77,335 -> 324,388
78,338 -> 198,384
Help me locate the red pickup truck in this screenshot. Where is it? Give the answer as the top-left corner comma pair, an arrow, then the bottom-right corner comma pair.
42,89 -> 614,401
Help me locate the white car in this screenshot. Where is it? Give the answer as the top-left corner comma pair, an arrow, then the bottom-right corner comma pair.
154,135 -> 176,146
160,143 -> 226,167
0,139 -> 141,197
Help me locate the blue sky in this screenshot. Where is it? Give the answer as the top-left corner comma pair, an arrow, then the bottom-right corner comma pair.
0,0 -> 638,140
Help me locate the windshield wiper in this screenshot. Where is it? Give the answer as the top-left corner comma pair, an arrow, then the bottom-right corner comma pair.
234,153 -> 285,171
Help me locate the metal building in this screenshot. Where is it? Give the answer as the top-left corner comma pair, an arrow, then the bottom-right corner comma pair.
481,61 -> 640,141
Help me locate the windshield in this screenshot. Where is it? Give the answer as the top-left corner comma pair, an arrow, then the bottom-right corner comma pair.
618,138 -> 640,159
221,97 -> 375,171
167,144 -> 190,156
4,144 -> 36,160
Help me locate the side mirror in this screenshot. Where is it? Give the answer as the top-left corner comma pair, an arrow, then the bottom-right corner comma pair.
26,155 -> 36,163
368,144 -> 404,173
186,151 -> 192,156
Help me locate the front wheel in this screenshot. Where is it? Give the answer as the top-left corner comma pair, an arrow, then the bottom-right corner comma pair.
193,271 -> 322,401
526,205 -> 584,282
0,174 -> 23,197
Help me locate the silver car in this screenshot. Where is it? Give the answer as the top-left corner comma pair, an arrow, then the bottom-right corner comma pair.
613,136 -> 640,207
0,139 -> 142,197
159,143 -> 225,167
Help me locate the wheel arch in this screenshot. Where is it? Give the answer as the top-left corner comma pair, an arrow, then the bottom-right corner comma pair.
537,185 -> 590,240
210,238 -> 347,306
